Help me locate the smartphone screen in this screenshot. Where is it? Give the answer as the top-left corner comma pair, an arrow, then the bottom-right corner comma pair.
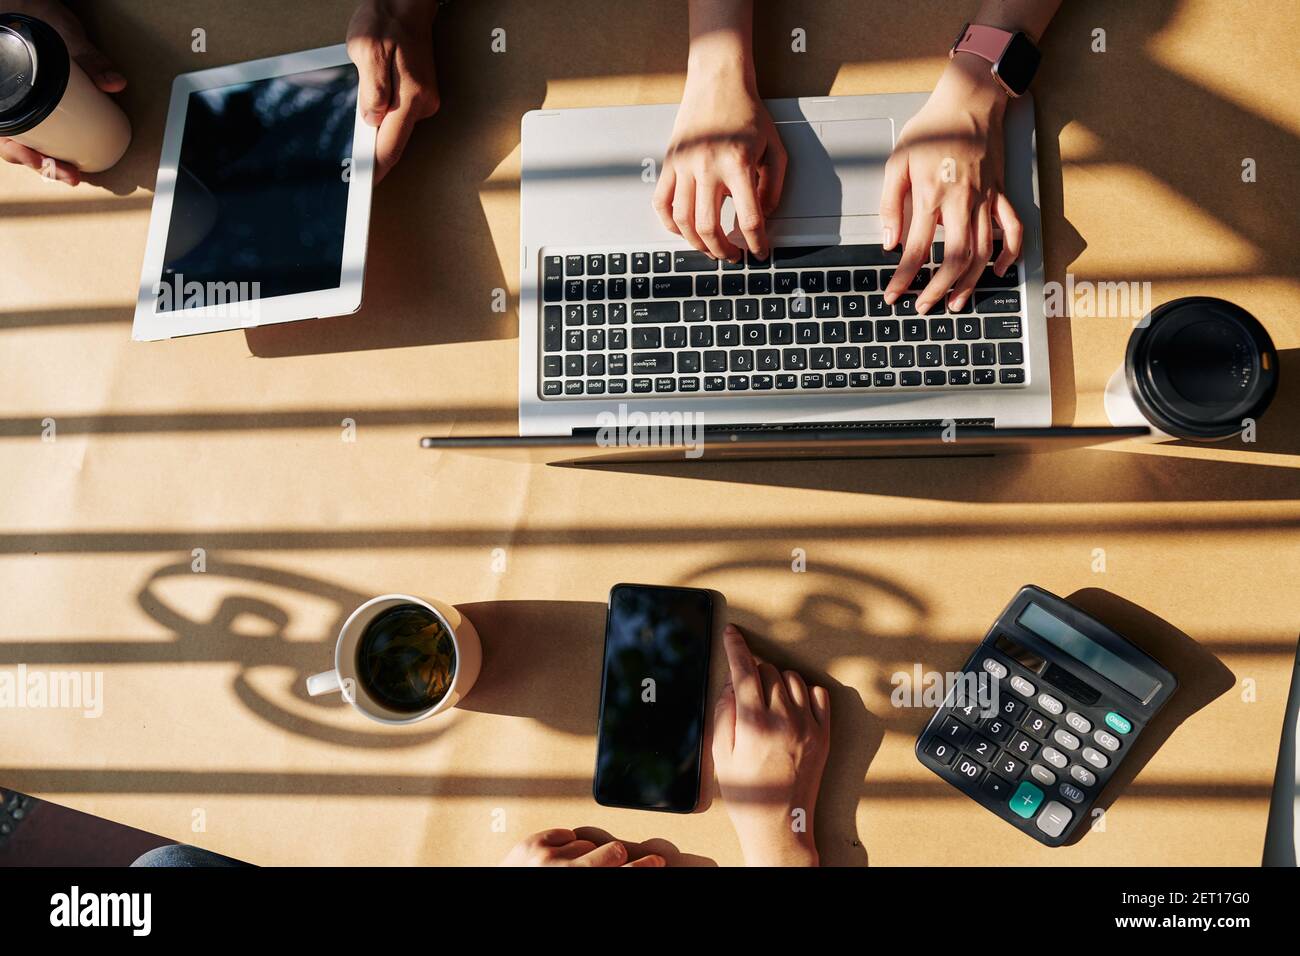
593,584 -> 714,813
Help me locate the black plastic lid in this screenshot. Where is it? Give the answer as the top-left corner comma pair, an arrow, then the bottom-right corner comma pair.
0,13 -> 69,137
1126,296 -> 1277,440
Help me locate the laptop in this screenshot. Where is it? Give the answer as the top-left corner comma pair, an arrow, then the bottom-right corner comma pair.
422,93 -> 1149,461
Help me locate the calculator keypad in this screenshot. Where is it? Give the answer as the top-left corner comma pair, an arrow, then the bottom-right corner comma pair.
918,646 -> 1145,846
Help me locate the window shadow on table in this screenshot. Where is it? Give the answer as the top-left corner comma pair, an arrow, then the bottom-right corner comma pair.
1058,587 -> 1235,846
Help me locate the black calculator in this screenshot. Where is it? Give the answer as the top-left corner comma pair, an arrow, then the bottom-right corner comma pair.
915,585 -> 1177,847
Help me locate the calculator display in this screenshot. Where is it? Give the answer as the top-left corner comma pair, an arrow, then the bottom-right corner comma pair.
1017,602 -> 1161,703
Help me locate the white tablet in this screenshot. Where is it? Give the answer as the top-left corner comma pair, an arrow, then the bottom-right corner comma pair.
132,44 -> 375,341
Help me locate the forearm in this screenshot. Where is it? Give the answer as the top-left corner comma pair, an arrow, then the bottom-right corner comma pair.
970,0 -> 1062,44
686,0 -> 755,90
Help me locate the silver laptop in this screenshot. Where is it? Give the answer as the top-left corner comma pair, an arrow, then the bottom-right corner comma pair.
516,93 -> 1049,437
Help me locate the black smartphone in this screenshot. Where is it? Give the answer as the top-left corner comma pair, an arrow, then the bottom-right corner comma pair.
593,584 -> 714,813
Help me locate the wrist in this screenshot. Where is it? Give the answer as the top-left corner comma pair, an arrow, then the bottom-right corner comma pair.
743,833 -> 819,868
939,52 -> 1008,114
686,36 -> 756,95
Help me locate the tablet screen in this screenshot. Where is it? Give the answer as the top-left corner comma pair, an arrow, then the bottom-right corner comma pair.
156,64 -> 359,312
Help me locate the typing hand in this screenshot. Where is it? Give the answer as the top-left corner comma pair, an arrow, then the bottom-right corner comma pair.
879,53 -> 1024,314
0,0 -> 126,186
653,68 -> 786,262
499,828 -> 667,867
712,624 -> 830,867
346,0 -> 440,182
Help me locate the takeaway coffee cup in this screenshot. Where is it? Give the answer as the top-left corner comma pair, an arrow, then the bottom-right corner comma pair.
1104,296 -> 1278,441
306,594 -> 482,726
0,13 -> 131,172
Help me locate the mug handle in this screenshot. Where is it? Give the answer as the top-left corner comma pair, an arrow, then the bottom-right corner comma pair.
306,669 -> 342,697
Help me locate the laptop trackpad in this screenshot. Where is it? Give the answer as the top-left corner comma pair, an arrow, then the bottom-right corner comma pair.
771,118 -> 894,220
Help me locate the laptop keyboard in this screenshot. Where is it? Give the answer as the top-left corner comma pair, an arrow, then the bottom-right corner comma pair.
538,242 -> 1027,399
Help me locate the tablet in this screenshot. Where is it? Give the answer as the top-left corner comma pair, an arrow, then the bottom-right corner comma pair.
132,44 -> 375,341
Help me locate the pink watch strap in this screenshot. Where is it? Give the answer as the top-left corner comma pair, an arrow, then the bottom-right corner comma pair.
950,23 -> 1013,64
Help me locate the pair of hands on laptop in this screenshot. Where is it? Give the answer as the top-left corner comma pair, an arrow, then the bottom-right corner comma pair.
659,34 -> 1025,316
0,0 -> 126,185
501,625 -> 831,867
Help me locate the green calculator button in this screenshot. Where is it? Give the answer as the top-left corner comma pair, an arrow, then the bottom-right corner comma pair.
1009,781 -> 1044,819
1105,712 -> 1133,735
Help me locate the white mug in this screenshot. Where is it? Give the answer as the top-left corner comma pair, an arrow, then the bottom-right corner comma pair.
306,594 -> 481,725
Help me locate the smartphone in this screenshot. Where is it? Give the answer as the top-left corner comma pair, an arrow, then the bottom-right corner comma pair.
593,584 -> 714,813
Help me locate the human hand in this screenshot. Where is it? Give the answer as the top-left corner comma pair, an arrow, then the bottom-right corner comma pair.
499,828 -> 667,867
653,53 -> 786,260
346,0 -> 440,182
0,0 -> 126,185
879,53 -> 1024,314
712,624 -> 830,866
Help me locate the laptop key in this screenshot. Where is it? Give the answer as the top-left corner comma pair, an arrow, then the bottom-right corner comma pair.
801,373 -> 824,389
609,379 -> 628,394
873,371 -> 896,387
918,344 -> 942,367
609,303 -> 628,324
774,272 -> 799,294
836,347 -> 861,369
828,270 -> 851,293
544,277 -> 564,302
903,319 -> 926,341
852,270 -> 877,292
586,379 -> 606,394
777,374 -> 799,389
850,372 -> 872,387
565,380 -> 584,394
543,381 -> 562,395
632,378 -> 653,393
631,352 -> 673,374
609,329 -> 627,350
652,276 -> 693,298
586,254 -> 605,276
565,355 -> 584,376
748,273 -> 772,295
543,356 -> 562,377
741,324 -> 766,345
543,308 -> 563,351
999,342 -> 1025,365
664,326 -> 686,348
875,320 -> 900,342
565,330 -> 583,351
609,253 -> 627,274
761,297 -> 786,319
757,349 -> 781,371
900,371 -> 923,386
948,370 -> 972,385
795,323 -> 819,344
929,318 -> 955,340
632,328 -> 662,348
678,351 -> 701,373
717,325 -> 740,346
973,368 -> 996,384
827,372 -> 849,388
983,316 -> 1023,338
945,344 -> 970,367
609,353 -> 628,374
736,298 -> 759,320
586,329 -> 605,351
678,377 -> 700,392
974,290 -> 1020,313
564,304 -> 583,326
722,274 -> 746,295
956,316 -> 981,340
822,322 -> 847,343
683,300 -> 707,322
850,321 -> 873,343
674,250 -> 717,272
730,350 -> 755,372
631,252 -> 650,274
890,345 -> 915,368
704,376 -> 726,391
653,251 -> 672,273
608,277 -> 627,298
863,347 -> 888,368
631,277 -> 650,299
811,348 -> 834,370
587,304 -> 605,325
690,326 -> 713,347
696,275 -> 720,296
972,343 -> 996,365
654,377 -> 676,393
704,350 -> 728,372
773,244 -> 900,268
770,324 -> 793,344
752,374 -> 774,390
799,271 -> 825,293
1000,368 -> 1026,384
727,375 -> 750,391
815,296 -> 839,318
710,300 -> 733,322
868,294 -> 892,316
842,295 -> 866,317
924,370 -> 946,386
565,279 -> 584,301
782,348 -> 808,371
790,296 -> 813,318
565,255 -> 585,276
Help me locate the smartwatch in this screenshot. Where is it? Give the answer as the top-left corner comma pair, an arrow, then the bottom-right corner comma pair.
949,22 -> 1042,97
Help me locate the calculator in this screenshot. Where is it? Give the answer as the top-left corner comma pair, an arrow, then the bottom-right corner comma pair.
915,585 -> 1177,847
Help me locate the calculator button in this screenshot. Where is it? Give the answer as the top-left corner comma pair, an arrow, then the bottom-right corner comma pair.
951,700 -> 986,725
1009,675 -> 1035,697
1052,728 -> 1081,751
1105,711 -> 1133,735
954,755 -> 984,782
999,697 -> 1027,721
924,736 -> 959,766
1029,764 -> 1057,787
1059,782 -> 1087,804
981,772 -> 1014,801
1009,781 -> 1044,819
1008,733 -> 1039,760
1036,693 -> 1064,715
1081,746 -> 1110,770
1040,746 -> 1068,769
965,734 -> 999,765
1065,711 -> 1092,734
994,753 -> 1026,780
1021,710 -> 1054,740
1035,801 -> 1073,838
1069,765 -> 1097,787
981,657 -> 1009,680
981,716 -> 1013,742
1094,729 -> 1122,752
938,716 -> 971,746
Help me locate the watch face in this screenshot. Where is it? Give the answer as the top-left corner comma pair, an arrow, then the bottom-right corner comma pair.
994,32 -> 1041,95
